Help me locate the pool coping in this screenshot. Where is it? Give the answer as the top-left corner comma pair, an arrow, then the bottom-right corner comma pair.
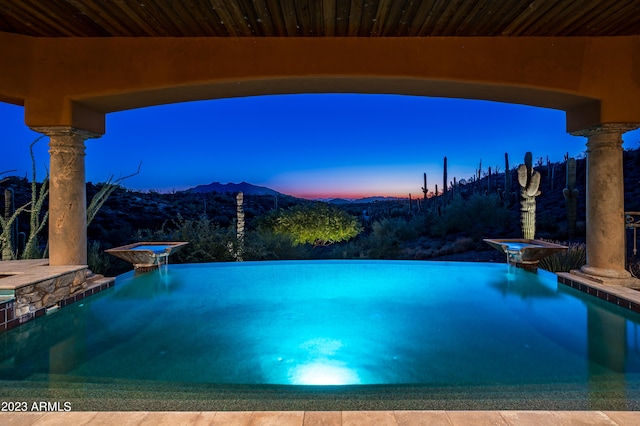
557,271 -> 640,313
0,259 -> 86,292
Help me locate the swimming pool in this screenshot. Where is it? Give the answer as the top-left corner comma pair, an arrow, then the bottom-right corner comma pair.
1,260 -> 640,410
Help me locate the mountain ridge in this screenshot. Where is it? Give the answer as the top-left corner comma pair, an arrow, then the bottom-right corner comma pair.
186,181 -> 405,203
186,181 -> 283,197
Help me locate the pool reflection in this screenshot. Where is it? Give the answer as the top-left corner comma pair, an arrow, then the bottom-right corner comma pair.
587,302 -> 636,408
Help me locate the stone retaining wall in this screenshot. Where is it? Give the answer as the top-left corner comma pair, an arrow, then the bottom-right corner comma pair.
0,263 -> 115,332
14,269 -> 87,317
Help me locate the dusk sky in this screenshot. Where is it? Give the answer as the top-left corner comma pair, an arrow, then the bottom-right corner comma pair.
2,94 -> 639,199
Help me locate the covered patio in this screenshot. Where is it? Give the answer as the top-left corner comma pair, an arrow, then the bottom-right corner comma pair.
1,2 -> 640,420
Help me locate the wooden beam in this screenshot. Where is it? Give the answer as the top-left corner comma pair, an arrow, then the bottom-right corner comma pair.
253,0 -> 277,36
335,0 -> 350,36
347,0 -> 365,37
322,0 -> 337,36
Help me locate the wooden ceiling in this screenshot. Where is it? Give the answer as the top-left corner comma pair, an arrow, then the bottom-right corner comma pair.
0,0 -> 639,38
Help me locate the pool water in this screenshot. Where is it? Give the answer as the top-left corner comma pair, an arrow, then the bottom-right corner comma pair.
503,242 -> 544,251
1,260 -> 640,408
130,244 -> 173,253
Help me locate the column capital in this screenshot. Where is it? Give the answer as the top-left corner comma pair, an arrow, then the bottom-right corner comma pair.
30,126 -> 102,140
570,123 -> 639,138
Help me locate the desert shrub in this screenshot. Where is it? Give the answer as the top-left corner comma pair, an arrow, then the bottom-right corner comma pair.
272,203 -> 362,246
89,220 -> 134,248
373,217 -> 420,241
331,238 -> 368,259
410,236 -> 477,259
132,215 -> 313,264
88,240 -> 133,276
411,237 -> 439,259
87,240 -> 112,275
243,229 -> 311,260
135,214 -> 235,263
366,217 -> 421,259
538,241 -> 586,273
439,236 -> 476,256
429,193 -> 512,239
535,213 -> 560,238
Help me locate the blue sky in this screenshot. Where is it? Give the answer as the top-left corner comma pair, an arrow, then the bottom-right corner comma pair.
1,94 -> 639,199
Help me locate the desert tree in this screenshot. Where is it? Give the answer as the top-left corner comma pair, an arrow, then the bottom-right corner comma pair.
1,191 -> 30,260
273,203 -> 362,247
0,169 -> 16,185
21,136 -> 49,259
87,162 -> 142,226
0,136 -> 48,260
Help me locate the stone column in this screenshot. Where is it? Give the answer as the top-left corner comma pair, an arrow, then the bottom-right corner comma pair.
32,127 -> 100,266
572,124 -> 638,282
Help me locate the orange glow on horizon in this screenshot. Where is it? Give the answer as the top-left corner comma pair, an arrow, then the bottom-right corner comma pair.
288,190 -> 410,200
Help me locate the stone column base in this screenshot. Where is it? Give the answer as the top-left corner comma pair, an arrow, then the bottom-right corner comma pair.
570,269 -> 640,288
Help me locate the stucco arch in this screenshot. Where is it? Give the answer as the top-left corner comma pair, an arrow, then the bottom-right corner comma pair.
77,75 -> 598,126
2,33 -> 638,134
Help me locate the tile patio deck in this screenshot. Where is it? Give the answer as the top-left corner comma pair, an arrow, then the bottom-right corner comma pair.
3,410 -> 640,425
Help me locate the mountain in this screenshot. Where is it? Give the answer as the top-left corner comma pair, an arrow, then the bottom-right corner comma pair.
326,196 -> 406,204
326,198 -> 352,204
186,182 -> 403,203
186,181 -> 283,196
355,196 -> 405,203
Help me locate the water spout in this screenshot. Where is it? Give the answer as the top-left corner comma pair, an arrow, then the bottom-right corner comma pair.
484,239 -> 567,272
105,242 -> 188,273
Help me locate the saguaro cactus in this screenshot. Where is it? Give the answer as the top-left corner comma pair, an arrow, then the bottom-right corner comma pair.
236,191 -> 245,262
422,173 -> 428,200
563,157 -> 578,238
517,152 -> 541,239
443,157 -> 448,195
504,153 -> 511,193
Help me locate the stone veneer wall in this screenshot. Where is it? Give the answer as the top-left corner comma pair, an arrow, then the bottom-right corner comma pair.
14,269 -> 87,317
0,270 -> 115,332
